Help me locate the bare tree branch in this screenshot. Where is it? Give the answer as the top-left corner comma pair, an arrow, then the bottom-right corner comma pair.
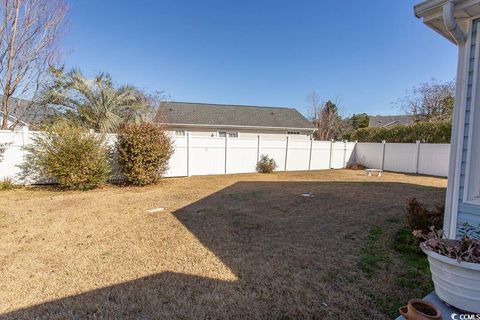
398,79 -> 455,123
0,0 -> 68,130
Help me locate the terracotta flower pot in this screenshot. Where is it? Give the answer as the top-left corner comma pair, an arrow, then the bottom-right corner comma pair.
399,299 -> 441,320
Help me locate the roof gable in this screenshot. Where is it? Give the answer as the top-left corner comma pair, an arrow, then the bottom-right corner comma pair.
156,102 -> 315,130
368,115 -> 415,128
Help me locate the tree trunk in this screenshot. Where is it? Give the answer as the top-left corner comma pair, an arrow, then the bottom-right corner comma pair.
1,0 -> 20,130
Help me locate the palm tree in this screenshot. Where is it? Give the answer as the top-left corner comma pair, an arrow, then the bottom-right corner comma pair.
43,68 -> 149,132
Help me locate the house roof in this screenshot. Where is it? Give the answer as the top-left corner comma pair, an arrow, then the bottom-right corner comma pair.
368,115 -> 415,128
0,111 -> 29,127
414,0 -> 480,44
155,102 -> 315,130
0,95 -> 57,129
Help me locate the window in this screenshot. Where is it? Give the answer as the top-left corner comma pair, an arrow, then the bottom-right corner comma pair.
218,131 -> 238,138
175,130 -> 185,136
287,131 -> 300,135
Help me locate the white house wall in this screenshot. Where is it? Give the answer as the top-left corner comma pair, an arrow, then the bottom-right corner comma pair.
166,128 -> 312,140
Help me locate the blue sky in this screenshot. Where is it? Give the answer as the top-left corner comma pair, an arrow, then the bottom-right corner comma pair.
64,0 -> 457,117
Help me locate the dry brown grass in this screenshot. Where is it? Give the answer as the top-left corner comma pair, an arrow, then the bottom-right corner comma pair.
0,170 -> 446,319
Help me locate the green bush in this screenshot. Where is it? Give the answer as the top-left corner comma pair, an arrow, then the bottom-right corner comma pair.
352,121 -> 452,143
25,121 -> 111,190
116,122 -> 173,186
0,177 -> 15,191
256,155 -> 277,173
406,198 -> 444,235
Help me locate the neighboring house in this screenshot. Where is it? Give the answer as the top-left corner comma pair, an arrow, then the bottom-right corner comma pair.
415,0 -> 480,239
0,111 -> 28,130
368,115 -> 414,128
155,101 -> 315,140
0,95 -> 55,130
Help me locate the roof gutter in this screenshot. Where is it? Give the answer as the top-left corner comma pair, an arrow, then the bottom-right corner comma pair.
443,0 -> 466,44
159,122 -> 316,131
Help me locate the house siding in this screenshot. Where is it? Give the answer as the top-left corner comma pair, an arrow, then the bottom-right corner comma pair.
166,127 -> 313,140
457,18 -> 480,236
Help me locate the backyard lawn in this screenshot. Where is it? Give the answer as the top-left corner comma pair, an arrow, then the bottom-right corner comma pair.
0,169 -> 446,320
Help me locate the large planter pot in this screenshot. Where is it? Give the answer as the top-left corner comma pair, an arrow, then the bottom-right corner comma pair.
422,246 -> 480,313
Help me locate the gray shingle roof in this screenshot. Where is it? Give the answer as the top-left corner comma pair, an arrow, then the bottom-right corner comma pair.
156,102 -> 315,130
368,115 -> 415,128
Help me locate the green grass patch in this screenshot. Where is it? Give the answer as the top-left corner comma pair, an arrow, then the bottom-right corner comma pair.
392,228 -> 430,272
391,227 -> 433,295
359,226 -> 391,277
359,224 -> 433,318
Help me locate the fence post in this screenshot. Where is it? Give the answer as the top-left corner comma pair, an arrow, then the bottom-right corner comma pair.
186,132 -> 191,177
21,126 -> 29,185
224,135 -> 228,174
381,140 -> 386,171
343,140 -> 347,168
284,136 -> 289,171
414,140 -> 421,174
308,137 -> 313,170
329,139 -> 334,169
257,135 -> 261,163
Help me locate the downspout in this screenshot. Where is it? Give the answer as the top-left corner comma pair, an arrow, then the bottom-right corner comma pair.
443,1 -> 465,44
442,1 -> 466,238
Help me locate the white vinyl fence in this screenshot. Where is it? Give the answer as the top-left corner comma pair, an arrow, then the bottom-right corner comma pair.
0,128 -> 356,183
0,128 -> 450,184
355,142 -> 450,177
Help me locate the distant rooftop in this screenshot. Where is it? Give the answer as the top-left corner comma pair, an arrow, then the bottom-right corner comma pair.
368,115 -> 415,128
156,101 -> 315,130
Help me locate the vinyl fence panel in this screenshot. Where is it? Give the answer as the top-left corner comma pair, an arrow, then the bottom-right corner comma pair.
383,143 -> 418,173
165,136 -> 189,177
310,141 -> 332,170
227,137 -> 258,174
286,139 -> 311,171
355,143 -> 384,169
331,142 -> 347,169
189,136 -> 225,176
0,128 -> 451,184
418,143 -> 450,177
259,139 -> 287,172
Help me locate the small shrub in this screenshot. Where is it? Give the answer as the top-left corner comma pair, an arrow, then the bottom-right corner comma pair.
0,177 -> 15,191
346,163 -> 366,170
256,155 -> 277,173
406,198 -> 444,235
25,121 -> 111,190
116,122 -> 173,186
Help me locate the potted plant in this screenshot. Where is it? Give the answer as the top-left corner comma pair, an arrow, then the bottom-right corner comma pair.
414,226 -> 480,313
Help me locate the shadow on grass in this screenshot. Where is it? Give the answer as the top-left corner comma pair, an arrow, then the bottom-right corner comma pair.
0,180 -> 445,320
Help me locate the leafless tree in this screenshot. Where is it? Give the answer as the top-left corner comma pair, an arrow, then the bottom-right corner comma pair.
0,0 -> 68,130
308,91 -> 344,140
398,79 -> 455,123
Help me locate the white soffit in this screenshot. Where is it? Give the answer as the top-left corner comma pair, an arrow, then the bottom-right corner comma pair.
415,0 -> 480,43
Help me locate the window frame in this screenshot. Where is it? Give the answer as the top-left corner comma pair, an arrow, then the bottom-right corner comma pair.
218,131 -> 238,138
